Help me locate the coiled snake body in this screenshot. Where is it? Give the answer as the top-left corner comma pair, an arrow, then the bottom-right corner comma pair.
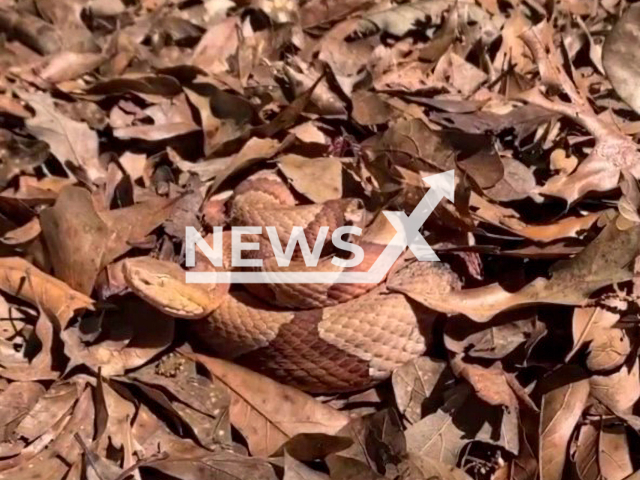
124,172 -> 459,393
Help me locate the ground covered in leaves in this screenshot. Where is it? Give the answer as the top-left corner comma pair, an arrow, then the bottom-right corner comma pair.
3,0 -> 640,479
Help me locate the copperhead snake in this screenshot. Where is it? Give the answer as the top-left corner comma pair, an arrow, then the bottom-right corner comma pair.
123,171 -> 460,393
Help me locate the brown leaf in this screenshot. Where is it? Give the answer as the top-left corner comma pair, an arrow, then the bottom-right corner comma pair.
590,359 -> 640,414
284,452 -> 331,480
450,358 -> 519,412
1,217 -> 41,245
431,104 -> 556,138
0,257 -> 93,328
77,433 -> 124,480
191,17 -> 239,75
569,300 -> 630,371
0,8 -> 62,55
444,317 -> 544,360
300,0 -> 372,28
0,381 -> 45,441
163,186 -> 204,240
84,74 -> 183,97
130,403 -> 204,460
355,1 -> 498,38
89,379 -> 138,475
398,454 -> 472,480
539,379 -> 589,480
325,410 -> 394,471
520,21 -> 640,205
125,358 -> 231,448
368,118 -> 455,178
326,456 -> 385,480
405,385 -> 472,464
619,172 -> 640,223
146,452 -> 279,480
34,0 -> 97,53
0,386 -> 95,479
457,146 -> 504,189
203,137 -> 284,191
14,380 -> 82,441
471,193 -> 603,242
493,11 -> 533,74
278,155 -> 344,203
187,354 -> 350,457
184,82 -> 256,155
433,51 -> 488,96
351,91 -> 397,126
573,422 -> 600,480
0,132 -> 49,187
0,311 -> 59,381
603,4 -> 640,114
19,92 -> 105,183
282,63 -> 347,118
550,149 -> 579,176
40,186 -> 109,295
61,299 -> 174,376
252,73 -> 325,139
36,52 -> 106,84
392,357 -> 450,424
113,122 -> 199,141
278,433 -> 353,462
599,425 -> 633,480
99,195 -> 177,263
483,157 -> 536,202
392,219 -> 640,322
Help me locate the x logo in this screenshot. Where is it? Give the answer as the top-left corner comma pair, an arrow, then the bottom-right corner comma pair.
382,170 -> 454,262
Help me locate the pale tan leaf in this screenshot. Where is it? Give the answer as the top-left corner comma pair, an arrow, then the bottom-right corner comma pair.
188,354 -> 350,457
15,381 -> 81,441
147,452 -> 278,480
0,257 -> 93,328
520,22 -> 640,205
392,357 -> 449,424
0,217 -> 41,245
61,300 -> 174,376
603,4 -> 640,114
205,137 -> 283,189
37,51 -> 106,84
433,51 -> 487,96
0,311 -> 59,381
599,425 -> 633,480
569,299 -> 629,370
18,91 -> 104,182
450,358 -> 519,412
484,157 -> 536,202
278,155 -> 344,203
113,122 -> 199,141
191,17 -> 239,75
539,379 -> 590,480
573,423 -> 601,480
98,195 -> 177,264
590,359 -> 640,414
398,454 -> 473,480
405,385 -> 470,465
0,381 -> 45,441
493,12 -> 533,73
0,387 -> 94,479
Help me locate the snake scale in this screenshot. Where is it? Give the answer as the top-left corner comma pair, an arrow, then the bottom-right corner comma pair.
123,171 -> 460,393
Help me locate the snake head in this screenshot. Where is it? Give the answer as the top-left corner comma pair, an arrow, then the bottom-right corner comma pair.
123,257 -> 227,319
